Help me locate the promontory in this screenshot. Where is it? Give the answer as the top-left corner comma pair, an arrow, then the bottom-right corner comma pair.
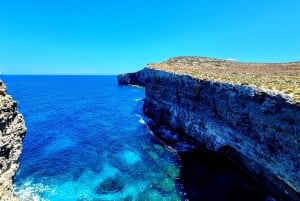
118,56 -> 300,201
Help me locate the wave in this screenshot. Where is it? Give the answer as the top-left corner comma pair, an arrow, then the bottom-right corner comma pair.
14,180 -> 54,201
135,114 -> 146,125
134,98 -> 143,102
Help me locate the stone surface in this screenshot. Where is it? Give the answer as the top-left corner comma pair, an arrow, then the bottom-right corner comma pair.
0,80 -> 26,201
118,62 -> 300,201
0,81 -> 7,96
117,71 -> 146,87
147,56 -> 300,102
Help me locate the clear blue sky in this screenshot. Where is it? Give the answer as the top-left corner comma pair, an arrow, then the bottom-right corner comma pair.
0,0 -> 299,75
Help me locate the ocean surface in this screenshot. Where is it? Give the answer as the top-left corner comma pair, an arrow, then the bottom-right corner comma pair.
3,76 -> 183,201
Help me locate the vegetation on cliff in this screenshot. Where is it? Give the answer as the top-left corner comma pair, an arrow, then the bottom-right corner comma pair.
147,56 -> 300,102
117,58 -> 300,200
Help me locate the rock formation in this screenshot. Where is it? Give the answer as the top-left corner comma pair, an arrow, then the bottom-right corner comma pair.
118,57 -> 300,201
0,80 -> 26,201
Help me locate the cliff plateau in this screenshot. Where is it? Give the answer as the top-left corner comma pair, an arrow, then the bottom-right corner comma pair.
0,80 -> 26,201
118,57 -> 300,201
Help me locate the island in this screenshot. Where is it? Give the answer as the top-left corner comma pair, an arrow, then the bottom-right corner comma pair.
118,56 -> 300,201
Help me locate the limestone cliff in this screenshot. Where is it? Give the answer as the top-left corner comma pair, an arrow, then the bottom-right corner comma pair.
0,80 -> 26,201
117,71 -> 146,87
118,57 -> 300,201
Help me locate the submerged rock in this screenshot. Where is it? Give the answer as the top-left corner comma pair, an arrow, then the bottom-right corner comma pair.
153,144 -> 164,153
149,172 -> 177,194
147,150 -> 159,161
136,189 -> 165,201
124,195 -> 133,201
165,164 -> 180,179
159,177 -> 176,192
95,175 -> 124,194
0,80 -> 26,201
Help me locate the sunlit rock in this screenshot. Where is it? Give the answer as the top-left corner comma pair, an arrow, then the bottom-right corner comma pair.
0,80 -> 26,201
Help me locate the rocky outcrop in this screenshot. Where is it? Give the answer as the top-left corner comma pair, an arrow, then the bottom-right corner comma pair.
118,61 -> 300,201
0,80 -> 26,201
117,71 -> 146,86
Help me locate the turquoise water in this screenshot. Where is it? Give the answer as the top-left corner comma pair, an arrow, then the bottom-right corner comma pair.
3,76 -> 183,201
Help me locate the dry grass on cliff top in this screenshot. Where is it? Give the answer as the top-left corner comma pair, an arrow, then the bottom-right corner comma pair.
147,57 -> 300,102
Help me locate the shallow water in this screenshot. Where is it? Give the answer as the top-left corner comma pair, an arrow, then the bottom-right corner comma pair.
3,76 -> 182,201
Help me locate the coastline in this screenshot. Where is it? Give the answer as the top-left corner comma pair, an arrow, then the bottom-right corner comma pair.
117,56 -> 300,201
0,80 -> 26,201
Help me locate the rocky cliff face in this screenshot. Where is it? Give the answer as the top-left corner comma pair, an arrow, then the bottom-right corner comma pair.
118,64 -> 300,201
0,80 -> 26,201
117,71 -> 146,86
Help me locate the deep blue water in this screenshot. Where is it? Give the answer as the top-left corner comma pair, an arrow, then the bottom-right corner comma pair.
3,76 -> 182,201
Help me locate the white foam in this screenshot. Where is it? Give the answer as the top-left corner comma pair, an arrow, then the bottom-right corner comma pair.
138,118 -> 146,125
51,180 -> 94,200
135,114 -> 146,125
16,166 -> 121,201
14,180 -> 54,201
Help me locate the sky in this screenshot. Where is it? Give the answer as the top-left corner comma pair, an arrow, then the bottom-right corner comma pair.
0,0 -> 299,75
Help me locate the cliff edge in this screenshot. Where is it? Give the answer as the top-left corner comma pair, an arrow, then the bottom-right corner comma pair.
118,56 -> 300,201
0,80 -> 26,201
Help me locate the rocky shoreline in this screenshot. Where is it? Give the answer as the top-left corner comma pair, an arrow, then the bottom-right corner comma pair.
0,80 -> 26,201
117,57 -> 300,201
145,120 -> 277,201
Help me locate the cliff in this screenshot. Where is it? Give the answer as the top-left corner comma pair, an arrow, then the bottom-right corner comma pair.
118,57 -> 300,201
117,71 -> 146,87
0,80 -> 26,201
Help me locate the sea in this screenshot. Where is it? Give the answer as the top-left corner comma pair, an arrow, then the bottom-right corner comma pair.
2,75 -> 183,201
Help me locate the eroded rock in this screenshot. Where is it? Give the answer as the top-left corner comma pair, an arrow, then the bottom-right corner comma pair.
0,81 -> 7,96
0,80 -> 26,201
